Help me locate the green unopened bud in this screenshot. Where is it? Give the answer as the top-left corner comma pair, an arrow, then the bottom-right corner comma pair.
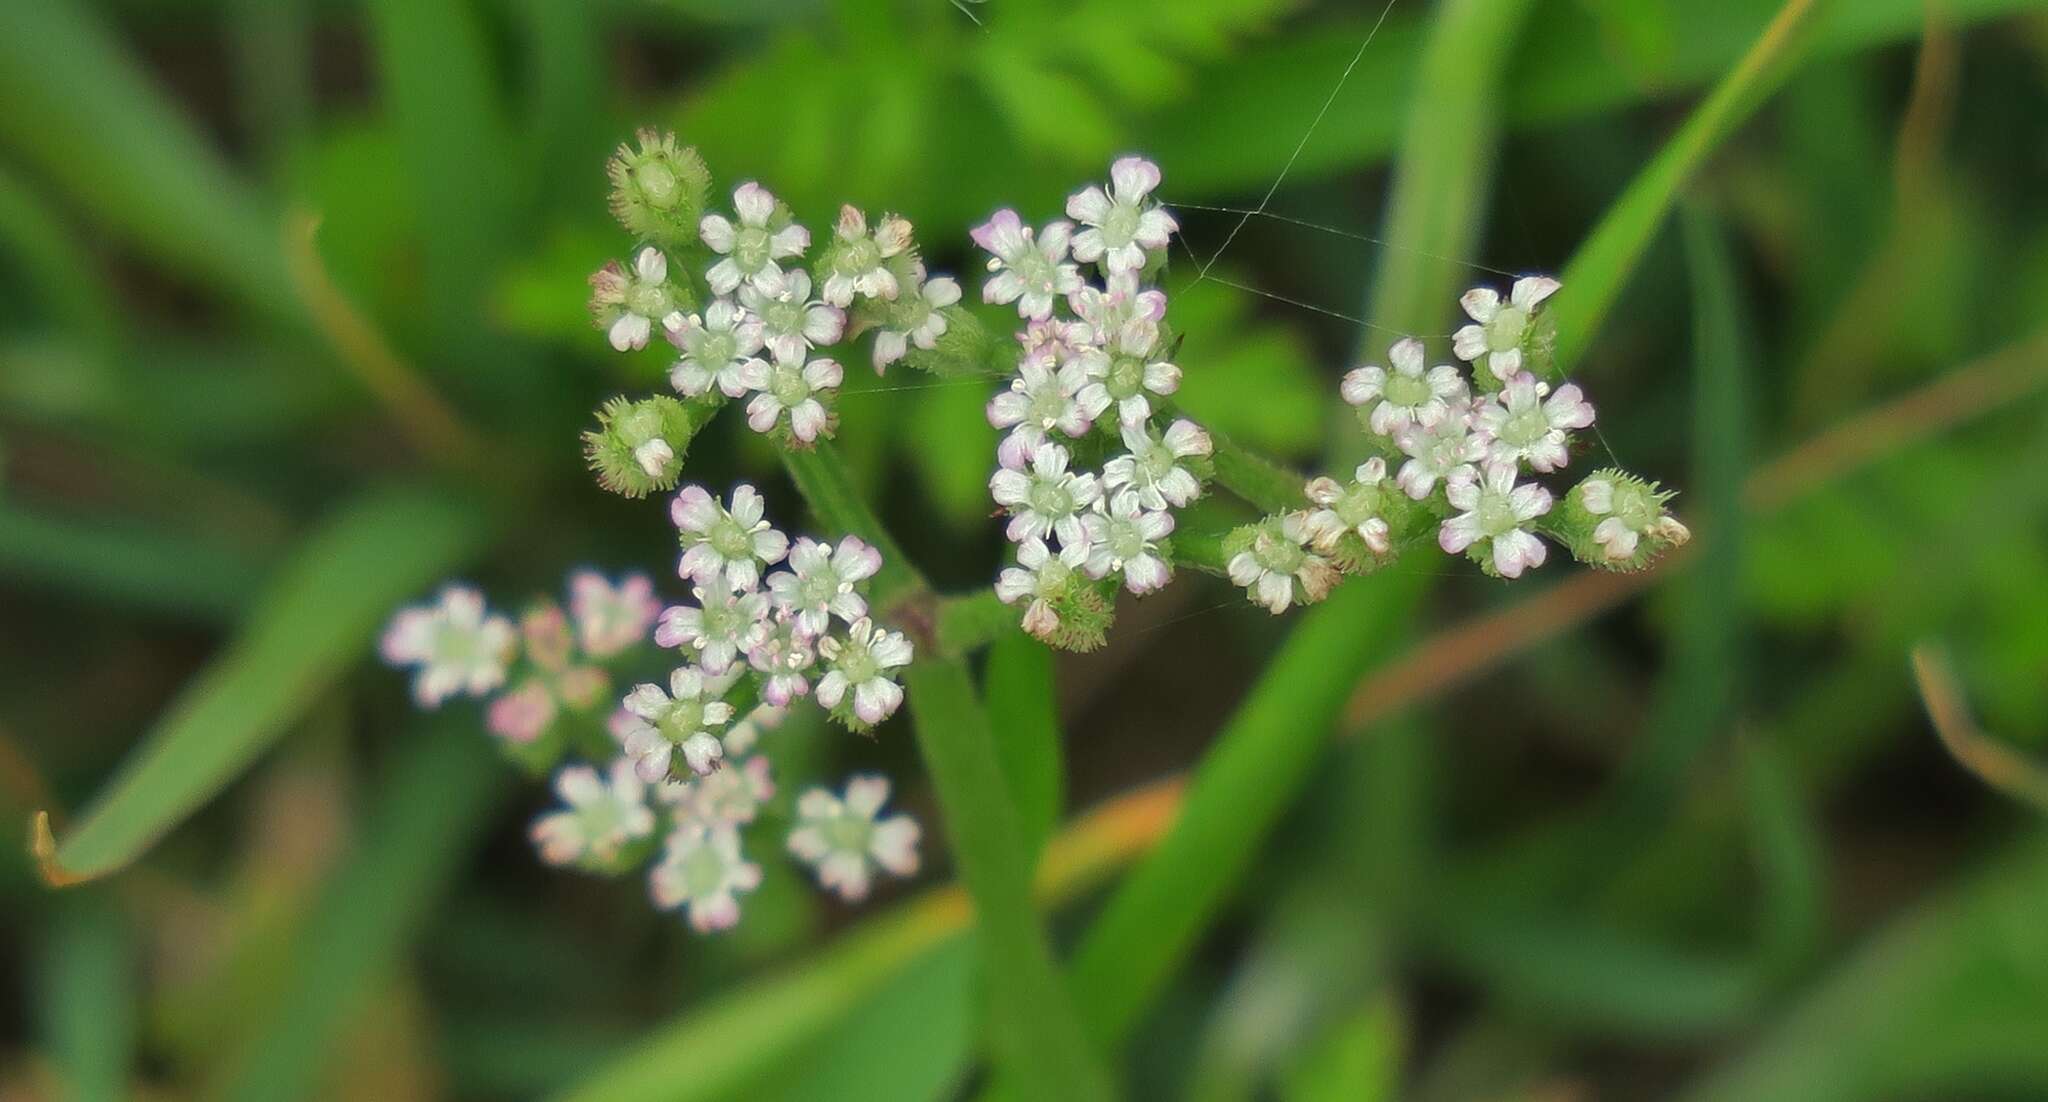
1548,467 -> 1689,571
583,395 -> 710,498
607,129 -> 713,247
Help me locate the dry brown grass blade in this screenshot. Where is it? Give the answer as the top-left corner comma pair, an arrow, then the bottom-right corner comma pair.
283,209 -> 486,470
1911,641 -> 2048,814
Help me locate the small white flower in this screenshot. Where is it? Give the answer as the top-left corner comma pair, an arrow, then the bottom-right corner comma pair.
1453,276 -> 1561,382
1068,272 -> 1166,350
748,615 -> 816,707
738,269 -> 844,366
767,535 -> 883,637
665,298 -> 765,398
995,537 -> 1088,641
1072,316 -> 1179,427
986,352 -> 1093,445
1475,371 -> 1594,473
1439,462 -> 1553,578
531,758 -> 656,866
672,483 -> 790,590
1393,408 -> 1486,500
700,182 -> 810,295
1228,513 -> 1341,614
988,440 -> 1101,546
1102,417 -> 1210,511
1302,458 -> 1395,554
654,582 -> 771,674
1066,156 -> 1178,274
649,823 -> 762,933
569,571 -> 660,658
871,268 -> 961,372
619,666 -> 737,782
380,586 -> 516,707
589,247 -> 676,352
1342,337 -> 1468,436
971,210 -> 1082,320
657,753 -> 774,828
1081,492 -> 1174,594
787,775 -> 921,902
1018,316 -> 1093,363
739,355 -> 843,443
822,205 -> 913,306
816,617 -> 914,726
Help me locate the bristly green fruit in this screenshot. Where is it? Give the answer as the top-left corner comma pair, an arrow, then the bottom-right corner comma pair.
903,306 -> 1003,379
608,129 -> 713,248
1548,466 -> 1690,572
583,394 -> 713,498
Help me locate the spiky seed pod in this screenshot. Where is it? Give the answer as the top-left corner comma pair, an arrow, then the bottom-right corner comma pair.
582,395 -> 710,498
1549,467 -> 1690,571
607,129 -> 713,247
901,304 -> 996,378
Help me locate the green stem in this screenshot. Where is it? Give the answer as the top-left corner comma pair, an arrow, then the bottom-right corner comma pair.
935,589 -> 1016,657
779,444 -> 1117,1101
1193,416 -> 1308,514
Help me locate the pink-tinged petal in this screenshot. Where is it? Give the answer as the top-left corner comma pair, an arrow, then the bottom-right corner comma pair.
1110,156 -> 1162,200
789,399 -> 828,442
1066,185 -> 1112,225
970,209 -> 1025,257
1493,528 -> 1547,577
768,224 -> 810,257
671,485 -> 718,531
705,258 -> 742,295
1341,366 -> 1384,406
1580,479 -> 1615,514
1037,219 -> 1073,258
1133,208 -> 1177,248
1451,325 -> 1488,361
751,528 -> 788,564
1460,287 -> 1501,323
1508,483 -> 1553,521
609,312 -> 651,352
803,357 -> 843,390
982,270 -> 1026,306
733,181 -> 776,225
1488,346 -> 1524,382
1388,337 -> 1426,374
634,247 -> 667,282
1143,360 -> 1181,394
1020,598 -> 1060,640
1439,513 -> 1483,554
870,817 -> 921,874
700,214 -> 736,252
1511,275 -> 1561,310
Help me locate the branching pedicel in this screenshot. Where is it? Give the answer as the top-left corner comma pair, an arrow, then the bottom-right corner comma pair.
379,129 -> 1688,933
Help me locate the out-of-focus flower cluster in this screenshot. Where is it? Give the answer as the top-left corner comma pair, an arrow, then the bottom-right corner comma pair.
380,489 -> 922,934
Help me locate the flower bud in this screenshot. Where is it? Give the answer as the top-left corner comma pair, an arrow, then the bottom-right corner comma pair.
607,129 -> 713,247
1551,467 -> 1688,571
582,395 -> 711,498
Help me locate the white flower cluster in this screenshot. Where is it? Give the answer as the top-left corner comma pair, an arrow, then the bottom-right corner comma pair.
1328,277 -> 1592,580
650,482 -> 914,784
975,157 -> 1211,645
530,722 -> 921,932
593,182 -> 965,448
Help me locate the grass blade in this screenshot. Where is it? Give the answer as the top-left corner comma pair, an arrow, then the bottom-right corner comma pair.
36,895 -> 135,1102
1549,0 -> 1831,374
0,0 -> 292,320
555,778 -> 1181,1102
33,489 -> 489,884
216,725 -> 505,1101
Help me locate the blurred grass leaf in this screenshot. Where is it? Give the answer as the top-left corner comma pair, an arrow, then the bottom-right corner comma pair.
1171,280 -> 1324,456
216,725 -> 504,1101
752,938 -> 975,1102
984,632 -> 1064,859
1280,994 -> 1403,1102
37,895 -> 134,1102
0,504 -> 268,622
1550,0 -> 1829,373
1678,836 -> 2048,1102
34,489 -> 490,884
0,0 -> 293,320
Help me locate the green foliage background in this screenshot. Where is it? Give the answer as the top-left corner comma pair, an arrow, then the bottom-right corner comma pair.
5,0 -> 2048,1098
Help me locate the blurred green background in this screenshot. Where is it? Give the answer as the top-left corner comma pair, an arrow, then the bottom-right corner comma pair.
6,0 -> 2048,1098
